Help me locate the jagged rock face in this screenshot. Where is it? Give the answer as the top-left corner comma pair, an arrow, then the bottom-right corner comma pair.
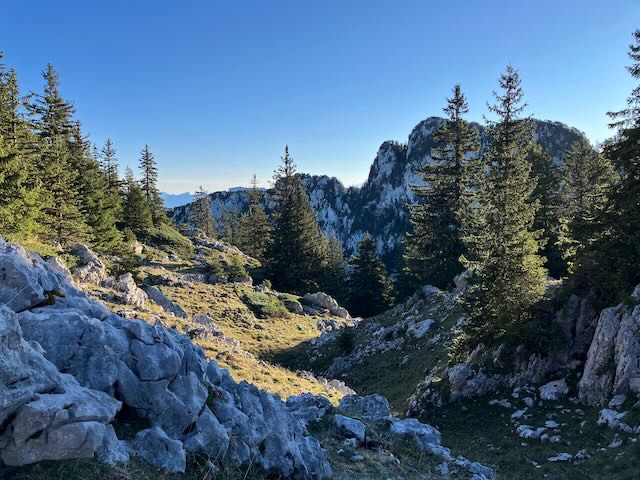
71,243 -> 107,285
170,117 -> 583,268
579,302 -> 640,406
0,242 -> 332,478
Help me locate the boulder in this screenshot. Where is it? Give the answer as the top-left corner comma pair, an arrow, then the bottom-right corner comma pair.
114,273 -> 148,308
389,418 -> 441,451
334,415 -> 366,442
286,393 -> 333,426
132,428 -> 186,473
143,285 -> 187,318
71,243 -> 107,285
0,305 -> 121,466
303,292 -> 350,319
338,394 -> 390,421
539,379 -> 569,401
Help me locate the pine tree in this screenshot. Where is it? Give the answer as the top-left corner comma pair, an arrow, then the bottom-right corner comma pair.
266,146 -> 326,294
68,125 -> 122,251
234,175 -> 272,262
347,234 -> 393,318
577,30 -> 640,302
319,235 -> 347,300
123,175 -> 153,233
100,138 -> 120,192
404,85 -> 480,290
0,54 -> 39,238
138,144 -> 165,223
461,66 -> 547,343
40,136 -> 88,245
191,186 -> 216,238
27,63 -> 87,245
527,143 -> 566,277
559,138 -> 616,273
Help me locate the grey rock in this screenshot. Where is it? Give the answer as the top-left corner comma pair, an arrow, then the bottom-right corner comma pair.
286,393 -> 332,426
114,273 -> 148,308
132,427 -> 186,473
303,292 -> 351,319
334,414 -> 366,442
389,418 -> 441,451
338,394 -> 390,421
71,243 -> 107,285
97,425 -> 130,465
144,285 -> 187,318
539,379 -> 569,401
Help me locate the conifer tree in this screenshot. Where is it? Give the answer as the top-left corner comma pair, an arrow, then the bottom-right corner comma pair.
404,85 -> 479,290
527,143 -> 566,277
0,54 -> 39,238
577,30 -> 640,301
191,186 -> 216,238
234,175 -> 272,262
347,234 -> 393,318
27,64 -> 74,141
559,138 -> 616,273
100,139 -> 120,192
138,144 -> 165,223
266,146 -> 326,294
461,66 -> 547,343
123,175 -> 153,233
319,235 -> 347,300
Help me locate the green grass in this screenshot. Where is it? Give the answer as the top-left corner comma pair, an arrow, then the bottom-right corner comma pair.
243,291 -> 290,319
140,223 -> 195,260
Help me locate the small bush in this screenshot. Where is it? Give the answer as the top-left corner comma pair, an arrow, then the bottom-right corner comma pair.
140,223 -> 194,259
243,291 -> 290,319
337,328 -> 356,354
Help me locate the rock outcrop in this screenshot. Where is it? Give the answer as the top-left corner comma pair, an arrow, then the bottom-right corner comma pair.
0,241 -> 332,478
70,243 -> 108,285
303,292 -> 351,319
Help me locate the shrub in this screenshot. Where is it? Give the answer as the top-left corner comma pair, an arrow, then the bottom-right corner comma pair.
140,223 -> 194,259
243,291 -> 290,319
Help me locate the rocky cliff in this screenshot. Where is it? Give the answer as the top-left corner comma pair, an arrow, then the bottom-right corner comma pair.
169,117 -> 584,266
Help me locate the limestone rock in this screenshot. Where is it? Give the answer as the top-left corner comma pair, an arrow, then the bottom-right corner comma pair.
389,418 -> 441,451
114,273 -> 148,308
71,243 -> 107,285
334,414 -> 366,442
338,394 -> 390,421
144,286 -> 187,318
286,393 -> 333,426
303,292 -> 351,319
133,427 -> 186,473
539,379 -> 569,401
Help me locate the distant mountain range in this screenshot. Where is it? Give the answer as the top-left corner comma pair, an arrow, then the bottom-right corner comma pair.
169,117 -> 585,270
160,192 -> 196,208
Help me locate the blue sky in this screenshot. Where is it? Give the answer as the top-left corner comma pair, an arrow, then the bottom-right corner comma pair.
1,1 -> 638,193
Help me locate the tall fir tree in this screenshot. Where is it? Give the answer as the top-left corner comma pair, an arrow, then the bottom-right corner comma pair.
191,186 -> 217,238
461,66 -> 547,343
266,146 -> 326,294
319,235 -> 347,300
347,234 -> 393,318
527,142 -> 566,277
576,30 -> 640,302
404,85 -> 480,290
27,63 -> 87,245
100,138 -> 120,192
234,175 -> 272,262
0,54 -> 39,238
138,144 -> 165,223
123,174 -> 153,233
559,138 -> 616,273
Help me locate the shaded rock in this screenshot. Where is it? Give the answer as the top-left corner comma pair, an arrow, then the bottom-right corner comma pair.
132,427 -> 186,473
97,426 -> 130,465
334,415 -> 366,442
338,394 -> 389,421
286,393 -> 332,426
389,418 -> 441,452
539,379 -> 569,401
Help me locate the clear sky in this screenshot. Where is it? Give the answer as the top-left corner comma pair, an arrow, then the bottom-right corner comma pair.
1,1 -> 638,193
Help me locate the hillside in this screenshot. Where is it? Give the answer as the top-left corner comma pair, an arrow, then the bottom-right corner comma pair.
169,117 -> 583,266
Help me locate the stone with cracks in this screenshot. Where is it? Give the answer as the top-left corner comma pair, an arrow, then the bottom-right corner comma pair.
334,414 -> 366,442
338,394 -> 390,421
303,292 -> 351,319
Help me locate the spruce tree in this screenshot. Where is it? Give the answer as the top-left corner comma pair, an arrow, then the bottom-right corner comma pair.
527,143 -> 566,277
404,85 -> 480,290
559,138 -> 616,273
191,186 -> 216,238
234,175 -> 272,262
100,138 -> 120,192
266,146 -> 326,294
578,30 -> 640,302
347,234 -> 393,318
123,175 -> 153,233
138,144 -> 165,223
461,66 -> 547,343
319,235 -> 347,300
0,55 -> 39,238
